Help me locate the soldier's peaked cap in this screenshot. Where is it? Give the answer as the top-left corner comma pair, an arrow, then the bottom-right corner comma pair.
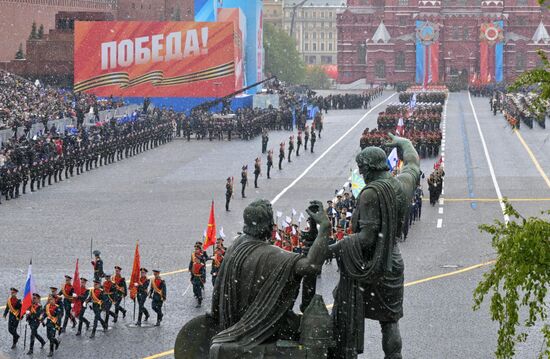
93,250 -> 101,256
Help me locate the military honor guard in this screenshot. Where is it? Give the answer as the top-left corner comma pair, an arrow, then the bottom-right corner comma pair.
3,287 -> 21,349
59,275 -> 77,333
135,268 -> 150,326
25,293 -> 46,355
48,287 -> 63,334
211,239 -> 226,286
102,274 -> 117,327
288,135 -> 295,163
296,130 -> 303,156
253,158 -> 261,189
304,126 -> 310,150
91,250 -> 105,281
113,266 -> 128,321
87,279 -> 107,338
278,142 -> 285,170
266,150 -> 273,179
225,177 -> 233,212
149,270 -> 166,326
44,295 -> 62,357
310,129 -> 317,153
240,165 -> 248,199
190,250 -> 206,308
75,277 -> 90,336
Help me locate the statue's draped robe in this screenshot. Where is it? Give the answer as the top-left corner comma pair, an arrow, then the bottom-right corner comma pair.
210,235 -> 302,357
332,176 -> 412,358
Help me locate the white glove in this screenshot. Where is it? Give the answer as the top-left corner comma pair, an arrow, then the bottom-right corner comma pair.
72,293 -> 77,297
134,282 -> 139,286
26,310 -> 30,315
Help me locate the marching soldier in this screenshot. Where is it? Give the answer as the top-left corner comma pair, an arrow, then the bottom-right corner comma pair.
149,270 -> 166,326
75,277 -> 90,336
266,150 -> 273,179
113,266 -> 127,321
25,293 -> 46,355
86,279 -> 107,338
91,250 -> 105,281
254,158 -> 261,189
102,274 -> 117,327
304,126 -> 310,151
135,268 -> 150,326
296,130 -> 303,157
59,275 -> 77,333
210,239 -> 225,286
278,142 -> 285,170
240,165 -> 248,199
310,129 -> 317,154
44,295 -> 61,357
190,251 -> 206,308
225,177 -> 233,212
49,287 -> 63,334
261,130 -> 269,154
288,135 -> 294,163
3,287 -> 21,349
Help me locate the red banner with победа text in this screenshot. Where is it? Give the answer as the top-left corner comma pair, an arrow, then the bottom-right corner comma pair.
74,21 -> 237,98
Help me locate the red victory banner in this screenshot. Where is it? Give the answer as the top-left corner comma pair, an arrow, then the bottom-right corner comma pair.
74,21 -> 237,98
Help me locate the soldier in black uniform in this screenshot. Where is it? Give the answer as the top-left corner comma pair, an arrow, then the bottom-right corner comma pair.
189,250 -> 206,307
135,267 -> 150,326
48,286 -> 63,333
296,130 -> 303,157
225,177 -> 233,212
310,129 -> 317,153
288,135 -> 294,163
113,266 -> 127,322
304,126 -> 310,150
240,165 -> 248,199
86,279 -> 107,338
25,293 -> 46,355
44,295 -> 61,357
91,250 -> 105,281
253,158 -> 261,189
261,130 -> 269,154
3,287 -> 21,349
278,142 -> 285,170
102,274 -> 117,328
75,277 -> 90,336
267,150 -> 273,179
149,270 -> 166,326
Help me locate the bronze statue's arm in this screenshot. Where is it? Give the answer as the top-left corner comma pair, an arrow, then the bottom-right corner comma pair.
388,133 -> 420,169
295,201 -> 330,277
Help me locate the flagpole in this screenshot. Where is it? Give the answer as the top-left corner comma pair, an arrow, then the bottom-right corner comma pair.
23,324 -> 27,350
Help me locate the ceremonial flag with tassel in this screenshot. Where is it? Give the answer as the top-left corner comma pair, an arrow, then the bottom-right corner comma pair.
203,201 -> 217,250
72,259 -> 83,317
129,242 -> 140,300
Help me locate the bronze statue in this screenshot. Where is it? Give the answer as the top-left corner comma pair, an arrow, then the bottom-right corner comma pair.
175,199 -> 331,358
175,134 -> 420,359
328,134 -> 420,359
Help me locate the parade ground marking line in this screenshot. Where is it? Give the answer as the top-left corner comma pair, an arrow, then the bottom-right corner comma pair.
467,92 -> 509,223
270,93 -> 396,205
514,129 -> 550,190
141,260 -> 496,359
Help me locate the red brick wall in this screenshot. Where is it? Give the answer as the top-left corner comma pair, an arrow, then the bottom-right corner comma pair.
0,0 -> 116,62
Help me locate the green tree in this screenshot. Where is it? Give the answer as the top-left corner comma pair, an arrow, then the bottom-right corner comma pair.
15,43 -> 24,60
304,65 -> 331,89
29,21 -> 38,40
263,23 -> 305,84
473,201 -> 550,359
38,24 -> 44,39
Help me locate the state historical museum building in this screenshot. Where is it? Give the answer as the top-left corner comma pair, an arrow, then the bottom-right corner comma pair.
337,0 -> 550,85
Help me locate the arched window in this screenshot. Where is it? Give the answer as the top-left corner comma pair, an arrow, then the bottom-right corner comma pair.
375,60 -> 386,78
395,51 -> 405,70
515,52 -> 525,71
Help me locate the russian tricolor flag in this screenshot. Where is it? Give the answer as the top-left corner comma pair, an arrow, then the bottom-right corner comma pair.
20,260 -> 36,318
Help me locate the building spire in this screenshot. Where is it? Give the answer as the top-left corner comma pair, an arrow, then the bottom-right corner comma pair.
372,20 -> 391,44
531,20 -> 550,44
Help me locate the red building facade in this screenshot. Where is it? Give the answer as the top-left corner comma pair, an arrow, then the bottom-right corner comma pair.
337,0 -> 550,85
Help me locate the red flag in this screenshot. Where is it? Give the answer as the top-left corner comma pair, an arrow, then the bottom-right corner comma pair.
72,259 -> 82,317
203,201 -> 217,250
129,242 -> 141,300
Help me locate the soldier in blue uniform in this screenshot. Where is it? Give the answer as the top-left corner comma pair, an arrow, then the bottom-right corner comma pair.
149,270 -> 167,326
